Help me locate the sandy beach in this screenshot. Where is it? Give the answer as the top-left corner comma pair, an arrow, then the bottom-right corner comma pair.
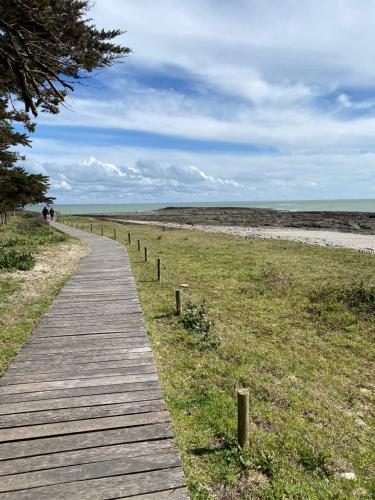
113,219 -> 375,252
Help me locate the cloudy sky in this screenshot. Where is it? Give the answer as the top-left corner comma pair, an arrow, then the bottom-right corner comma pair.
24,0 -> 375,203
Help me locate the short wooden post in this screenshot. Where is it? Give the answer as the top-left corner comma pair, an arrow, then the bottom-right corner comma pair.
157,258 -> 161,281
237,387 -> 249,447
144,247 -> 148,262
113,227 -> 116,240
90,223 -> 93,232
175,289 -> 182,315
101,226 -> 103,236
137,239 -> 141,251
128,232 -> 131,244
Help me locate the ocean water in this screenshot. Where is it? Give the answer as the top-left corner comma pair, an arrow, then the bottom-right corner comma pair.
28,199 -> 375,214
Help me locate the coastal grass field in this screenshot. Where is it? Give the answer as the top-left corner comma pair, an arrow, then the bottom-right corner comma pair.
42,217 -> 375,497
0,214 -> 87,375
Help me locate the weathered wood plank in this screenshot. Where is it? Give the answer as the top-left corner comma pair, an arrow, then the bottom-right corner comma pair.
0,411 -> 170,442
0,452 -> 181,492
0,438 -> 176,475
0,422 -> 172,460
0,373 -> 158,395
127,488 -> 190,499
0,388 -> 162,415
0,365 -> 156,385
6,357 -> 154,375
0,398 -> 165,428
0,467 -> 186,499
0,379 -> 160,404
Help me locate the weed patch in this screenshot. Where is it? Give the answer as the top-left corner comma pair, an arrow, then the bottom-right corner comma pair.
182,301 -> 220,350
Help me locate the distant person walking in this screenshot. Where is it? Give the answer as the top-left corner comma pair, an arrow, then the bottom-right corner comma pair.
49,207 -> 55,221
42,206 -> 49,221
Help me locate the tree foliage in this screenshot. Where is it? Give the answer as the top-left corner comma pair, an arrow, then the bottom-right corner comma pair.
0,0 -> 131,117
0,0 -> 130,214
0,165 -> 53,212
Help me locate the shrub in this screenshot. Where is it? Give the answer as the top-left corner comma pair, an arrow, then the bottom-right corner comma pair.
0,250 -> 35,271
17,216 -> 46,231
182,301 -> 220,350
1,226 -> 66,247
182,301 -> 213,335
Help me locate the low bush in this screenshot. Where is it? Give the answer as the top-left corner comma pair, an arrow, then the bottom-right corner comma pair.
1,226 -> 66,247
0,250 -> 35,271
182,301 -> 220,350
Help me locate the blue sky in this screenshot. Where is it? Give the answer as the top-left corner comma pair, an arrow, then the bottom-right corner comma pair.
23,0 -> 375,203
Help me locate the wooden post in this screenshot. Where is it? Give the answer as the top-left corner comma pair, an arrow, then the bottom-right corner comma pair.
157,258 -> 161,281
113,227 -> 117,240
137,239 -> 141,251
90,223 -> 93,232
101,226 -> 103,236
175,289 -> 182,315
237,387 -> 249,447
128,232 -> 131,244
144,247 -> 148,262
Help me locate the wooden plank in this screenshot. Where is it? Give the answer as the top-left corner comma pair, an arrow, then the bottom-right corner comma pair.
6,357 -> 154,375
0,411 -> 170,442
0,438 -> 176,475
0,467 -> 186,499
0,380 -> 160,404
0,388 -> 162,415
0,452 -> 181,492
0,399 -> 165,428
14,342 -> 151,359
0,422 -> 173,460
8,352 -> 153,370
0,373 -> 158,396
128,488 -> 189,499
0,365 -> 156,385
25,336 -> 147,347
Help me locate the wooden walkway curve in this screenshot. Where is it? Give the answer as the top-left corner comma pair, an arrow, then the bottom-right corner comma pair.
0,222 -> 188,499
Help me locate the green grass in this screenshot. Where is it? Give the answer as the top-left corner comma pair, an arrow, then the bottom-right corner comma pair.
0,214 -> 85,375
63,217 -> 375,499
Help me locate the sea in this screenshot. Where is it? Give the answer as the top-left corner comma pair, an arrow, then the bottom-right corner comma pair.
28,199 -> 375,214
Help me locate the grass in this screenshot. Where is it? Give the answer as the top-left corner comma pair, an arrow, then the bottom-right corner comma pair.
0,214 -> 87,375
62,217 -> 375,498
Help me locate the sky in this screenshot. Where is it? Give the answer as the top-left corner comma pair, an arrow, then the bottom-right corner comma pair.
23,0 -> 375,203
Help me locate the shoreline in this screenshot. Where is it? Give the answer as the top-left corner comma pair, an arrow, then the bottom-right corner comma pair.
110,219 -> 375,253
83,206 -> 375,252
88,206 -> 375,235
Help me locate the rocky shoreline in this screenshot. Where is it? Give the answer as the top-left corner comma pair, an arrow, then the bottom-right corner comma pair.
92,207 -> 375,235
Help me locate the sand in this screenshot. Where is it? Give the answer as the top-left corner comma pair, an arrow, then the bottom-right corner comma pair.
115,219 -> 375,253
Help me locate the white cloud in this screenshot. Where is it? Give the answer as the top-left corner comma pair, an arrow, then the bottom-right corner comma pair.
23,148 -> 375,203
24,156 -> 243,202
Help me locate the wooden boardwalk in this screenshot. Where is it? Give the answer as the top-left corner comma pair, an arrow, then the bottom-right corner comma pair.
0,223 -> 188,499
